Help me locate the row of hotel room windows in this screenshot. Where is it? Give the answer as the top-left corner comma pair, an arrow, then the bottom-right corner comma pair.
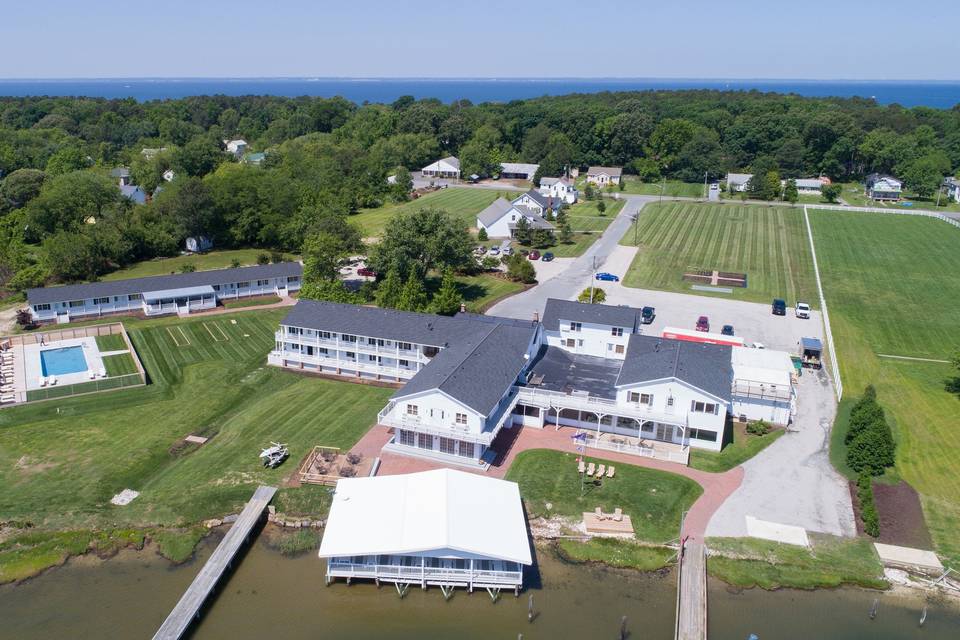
285,327 -> 435,354
406,404 -> 468,424
562,337 -> 625,354
336,555 -> 520,572
396,429 -> 477,456
33,277 -> 300,311
626,392 -> 721,415
566,322 -> 625,337
285,343 -> 414,367
510,403 -> 718,441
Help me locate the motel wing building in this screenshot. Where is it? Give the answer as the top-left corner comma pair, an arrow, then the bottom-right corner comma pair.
271,298 -> 746,467
27,262 -> 302,323
319,469 -> 532,592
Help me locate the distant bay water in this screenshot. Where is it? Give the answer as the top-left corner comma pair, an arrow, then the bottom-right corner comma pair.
1,78 -> 959,108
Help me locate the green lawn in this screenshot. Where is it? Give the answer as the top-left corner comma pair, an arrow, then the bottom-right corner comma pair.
505,449 -> 702,543
810,210 -> 960,566
102,353 -> 138,376
621,202 -> 818,305
442,272 -> 526,312
0,310 -> 394,534
94,334 -> 127,352
222,295 -> 282,309
689,422 -> 784,473
351,188 -> 502,237
102,249 -> 294,281
707,535 -> 886,590
616,177 -> 705,198
835,183 -> 960,212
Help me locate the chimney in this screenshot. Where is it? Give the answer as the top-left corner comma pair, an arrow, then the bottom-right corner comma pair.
459,303 -> 466,313
533,311 -> 540,323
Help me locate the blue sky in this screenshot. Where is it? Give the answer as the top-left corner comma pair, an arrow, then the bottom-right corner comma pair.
1,0 -> 957,79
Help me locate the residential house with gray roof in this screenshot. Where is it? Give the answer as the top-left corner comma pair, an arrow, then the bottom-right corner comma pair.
475,191 -> 558,238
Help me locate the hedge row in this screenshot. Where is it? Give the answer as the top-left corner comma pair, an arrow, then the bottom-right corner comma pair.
857,472 -> 880,537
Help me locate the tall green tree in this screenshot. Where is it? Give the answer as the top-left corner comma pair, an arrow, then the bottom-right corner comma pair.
396,273 -> 429,312
783,179 -> 799,203
431,269 -> 462,316
375,268 -> 403,308
369,207 -> 475,279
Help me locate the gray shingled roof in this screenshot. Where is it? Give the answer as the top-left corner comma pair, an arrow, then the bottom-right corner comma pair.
392,321 -> 537,416
509,208 -> 555,230
541,298 -> 640,332
500,162 -> 539,178
281,299 -> 475,347
616,334 -> 732,401
28,262 -> 302,306
477,198 -> 515,227
527,346 -> 621,400
514,189 -> 561,212
587,166 -> 622,177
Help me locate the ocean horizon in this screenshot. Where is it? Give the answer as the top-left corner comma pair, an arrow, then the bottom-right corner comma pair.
1,77 -> 959,108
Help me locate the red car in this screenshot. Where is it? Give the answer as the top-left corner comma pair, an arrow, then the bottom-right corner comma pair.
528,250 -> 541,260
696,316 -> 710,332
357,267 -> 377,277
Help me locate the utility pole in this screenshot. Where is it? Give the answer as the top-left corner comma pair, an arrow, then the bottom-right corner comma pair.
589,255 -> 596,303
703,171 -> 708,200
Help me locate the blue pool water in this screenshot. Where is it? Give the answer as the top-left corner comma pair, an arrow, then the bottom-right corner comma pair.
40,346 -> 88,376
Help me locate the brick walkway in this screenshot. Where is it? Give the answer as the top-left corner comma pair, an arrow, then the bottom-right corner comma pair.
353,423 -> 743,540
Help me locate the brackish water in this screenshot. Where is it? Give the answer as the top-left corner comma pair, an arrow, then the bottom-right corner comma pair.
0,535 -> 958,639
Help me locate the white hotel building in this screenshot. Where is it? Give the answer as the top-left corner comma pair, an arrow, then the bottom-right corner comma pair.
270,298 -> 746,467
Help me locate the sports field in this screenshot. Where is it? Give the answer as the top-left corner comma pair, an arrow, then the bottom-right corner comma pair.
351,187 -> 502,236
621,202 -> 817,305
0,310 -> 393,532
809,210 -> 960,565
615,177 -> 705,198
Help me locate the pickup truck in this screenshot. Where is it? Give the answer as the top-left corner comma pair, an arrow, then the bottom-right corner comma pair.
795,301 -> 811,319
772,299 -> 786,316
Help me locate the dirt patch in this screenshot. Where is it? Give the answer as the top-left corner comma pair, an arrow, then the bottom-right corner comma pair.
873,481 -> 933,548
13,456 -> 56,475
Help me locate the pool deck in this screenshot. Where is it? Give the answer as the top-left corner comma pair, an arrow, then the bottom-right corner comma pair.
23,337 -> 106,390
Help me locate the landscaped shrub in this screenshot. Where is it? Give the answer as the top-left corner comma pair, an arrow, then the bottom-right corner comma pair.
477,227 -> 488,241
747,419 -> 770,436
578,287 -> 606,303
845,385 -> 896,476
504,254 -> 536,284
179,263 -> 196,273
256,252 -> 270,265
270,251 -> 284,263
857,472 -> 880,537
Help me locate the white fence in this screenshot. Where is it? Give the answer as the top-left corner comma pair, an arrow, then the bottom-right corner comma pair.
803,206 -> 843,400
806,203 -> 960,229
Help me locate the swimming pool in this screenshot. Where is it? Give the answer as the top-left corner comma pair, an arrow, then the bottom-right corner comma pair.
40,346 -> 89,376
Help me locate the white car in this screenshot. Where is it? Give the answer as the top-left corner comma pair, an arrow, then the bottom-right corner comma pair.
752,342 -> 766,350
795,302 -> 811,319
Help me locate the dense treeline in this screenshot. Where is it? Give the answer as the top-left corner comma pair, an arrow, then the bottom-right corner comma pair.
2,90 -> 960,289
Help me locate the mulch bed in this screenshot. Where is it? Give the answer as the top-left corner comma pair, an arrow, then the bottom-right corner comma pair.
848,478 -> 932,548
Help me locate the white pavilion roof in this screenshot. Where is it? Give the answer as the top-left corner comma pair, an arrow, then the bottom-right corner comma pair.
731,347 -> 794,386
318,469 -> 532,565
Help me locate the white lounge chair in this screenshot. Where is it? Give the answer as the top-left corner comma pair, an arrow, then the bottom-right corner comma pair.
49,375 -> 57,386
39,376 -> 47,387
99,366 -> 107,378
88,369 -> 96,380
1,395 -> 15,404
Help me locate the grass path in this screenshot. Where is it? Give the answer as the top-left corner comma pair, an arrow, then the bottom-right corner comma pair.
809,210 -> 960,565
621,202 -> 817,305
351,188 -> 502,236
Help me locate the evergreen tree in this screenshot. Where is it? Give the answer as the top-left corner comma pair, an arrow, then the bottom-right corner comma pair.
596,200 -> 607,215
531,228 -> 555,249
299,279 -> 355,303
477,227 -> 488,241
783,179 -> 799,203
375,268 -> 403,308
513,216 -> 532,245
822,183 -> 842,203
431,269 -> 462,316
396,272 -> 428,311
559,221 -> 573,244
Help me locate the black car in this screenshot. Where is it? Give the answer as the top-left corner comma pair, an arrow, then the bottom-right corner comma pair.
541,252 -> 554,262
641,306 -> 655,324
772,299 -> 786,315
721,324 -> 735,336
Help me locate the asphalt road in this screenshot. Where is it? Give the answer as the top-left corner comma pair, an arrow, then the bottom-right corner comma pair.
487,195 -> 655,319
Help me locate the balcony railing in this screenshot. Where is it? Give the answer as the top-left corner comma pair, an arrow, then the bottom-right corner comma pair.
272,350 -> 419,377
516,387 -> 687,427
326,561 -> 523,585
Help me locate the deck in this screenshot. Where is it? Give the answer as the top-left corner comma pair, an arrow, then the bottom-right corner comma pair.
675,540 -> 707,640
152,485 -> 277,640
582,511 -> 635,537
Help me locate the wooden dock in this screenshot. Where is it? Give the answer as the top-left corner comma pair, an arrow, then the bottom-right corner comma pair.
675,540 -> 707,640
152,485 -> 277,640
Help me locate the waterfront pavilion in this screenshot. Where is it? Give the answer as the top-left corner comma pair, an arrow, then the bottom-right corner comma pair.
319,469 -> 532,595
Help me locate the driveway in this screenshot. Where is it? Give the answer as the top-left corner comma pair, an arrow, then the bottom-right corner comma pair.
707,369 -> 856,537
487,195 -> 656,318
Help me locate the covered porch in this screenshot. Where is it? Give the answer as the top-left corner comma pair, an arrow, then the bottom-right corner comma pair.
325,554 -> 523,590
142,285 -> 216,316
579,430 -> 689,465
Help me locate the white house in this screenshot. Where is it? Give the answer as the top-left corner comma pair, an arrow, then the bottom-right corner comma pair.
541,298 -> 640,359
224,139 -> 248,157
944,177 -> 960,202
185,235 -> 213,253
476,196 -> 555,239
27,262 -> 301,323
512,189 -> 563,219
586,166 -> 622,186
793,177 -> 827,193
421,156 -> 460,179
319,469 -> 532,592
866,173 -> 902,201
731,347 -> 796,425
499,162 -> 539,181
539,177 -> 578,204
726,173 -> 753,192
273,298 -> 739,467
